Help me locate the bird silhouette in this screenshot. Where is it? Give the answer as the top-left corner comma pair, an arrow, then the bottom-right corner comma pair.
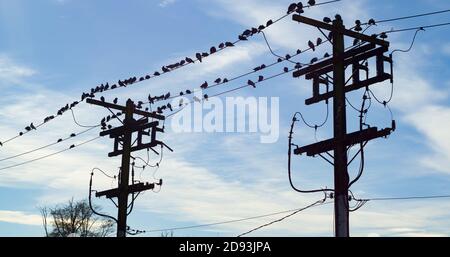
380,32 -> 388,39
111,84 -> 117,89
324,52 -> 330,58
145,75 -> 151,79
202,52 -> 209,57
239,35 -> 248,41
167,103 -> 173,111
266,19 -> 273,27
354,20 -> 362,32
294,2 -> 305,14
223,78 -> 229,83
178,98 -> 184,107
308,40 -> 315,51
70,145 -> 75,149
100,96 -> 105,102
19,132 -> 23,136
251,27 -> 258,34
323,17 -> 332,23
204,94 -> 209,100
284,67 -> 289,73
200,81 -> 208,89
70,133 -> 76,137
295,63 -> 302,69
368,18 -> 376,26
225,42 -> 234,47
196,53 -> 202,62
218,43 -> 225,49
316,37 -> 323,46
193,96 -> 201,103
186,90 -> 192,94
277,58 -> 283,63
186,57 -> 194,63
297,49 -> 302,54
258,25 -> 265,31
285,54 -> 291,60
164,92 -> 171,100
57,139 -> 63,143
248,80 -> 256,88
30,123 -> 36,130
258,75 -> 264,82
154,71 -> 161,76
214,78 -> 222,84
118,80 -> 125,87
243,29 -> 251,36
308,0 -> 316,6
310,57 -> 318,64
0,142 -> 3,147
162,66 -> 170,73
25,126 -> 31,131
210,47 -> 217,54
113,98 -> 118,104
179,91 -> 184,96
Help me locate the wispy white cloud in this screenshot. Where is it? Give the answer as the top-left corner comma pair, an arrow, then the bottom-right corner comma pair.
159,0 -> 177,8
0,210 -> 42,226
0,55 -> 36,86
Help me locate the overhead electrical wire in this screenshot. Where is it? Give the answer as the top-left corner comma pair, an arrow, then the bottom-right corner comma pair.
0,0 -> 340,149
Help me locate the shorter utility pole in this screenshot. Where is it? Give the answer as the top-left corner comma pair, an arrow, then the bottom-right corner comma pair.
86,98 -> 172,237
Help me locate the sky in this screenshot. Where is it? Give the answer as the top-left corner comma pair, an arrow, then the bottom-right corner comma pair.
0,0 -> 450,237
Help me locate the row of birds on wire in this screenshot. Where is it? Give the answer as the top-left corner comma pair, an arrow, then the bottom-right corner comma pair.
0,0 -> 387,147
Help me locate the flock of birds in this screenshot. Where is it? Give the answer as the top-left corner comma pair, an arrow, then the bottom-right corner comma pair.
0,0 -> 389,148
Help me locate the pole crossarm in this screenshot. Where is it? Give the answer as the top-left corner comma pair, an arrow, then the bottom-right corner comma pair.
86,98 -> 165,120
95,182 -> 156,199
293,127 -> 392,156
292,14 -> 389,47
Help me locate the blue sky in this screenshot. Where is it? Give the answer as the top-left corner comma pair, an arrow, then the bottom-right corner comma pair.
0,0 -> 450,237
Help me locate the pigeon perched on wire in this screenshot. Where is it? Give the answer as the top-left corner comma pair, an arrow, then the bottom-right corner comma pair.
214,78 -> 222,84
247,79 -> 256,88
266,20 -> 273,27
113,98 -> 118,104
196,53 -> 202,62
308,40 -> 315,51
210,47 -> 217,54
185,57 -> 194,63
200,81 -> 208,89
287,3 -> 297,14
225,42 -> 234,47
308,0 -> 316,6
323,17 -> 332,23
258,75 -> 264,82
316,37 -> 323,46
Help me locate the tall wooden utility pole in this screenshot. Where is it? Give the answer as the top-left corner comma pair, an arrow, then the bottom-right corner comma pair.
292,15 -> 394,237
86,98 -> 171,237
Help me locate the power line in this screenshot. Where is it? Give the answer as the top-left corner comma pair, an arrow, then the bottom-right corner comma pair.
383,22 -> 450,34
0,136 -> 101,172
366,195 -> 450,201
0,126 -> 98,163
0,0 -> 341,149
128,194 -> 450,235
237,197 -> 328,237
363,9 -> 450,25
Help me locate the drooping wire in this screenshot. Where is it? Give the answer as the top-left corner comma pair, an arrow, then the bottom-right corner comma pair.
70,108 -> 99,128
237,196 -> 329,237
288,113 -> 334,194
89,171 -> 118,223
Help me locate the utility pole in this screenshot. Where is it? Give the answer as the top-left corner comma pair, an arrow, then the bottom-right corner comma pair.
292,15 -> 394,237
86,98 -> 172,237
331,16 -> 349,237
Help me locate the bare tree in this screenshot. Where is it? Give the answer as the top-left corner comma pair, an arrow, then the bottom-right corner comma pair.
39,198 -> 114,237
